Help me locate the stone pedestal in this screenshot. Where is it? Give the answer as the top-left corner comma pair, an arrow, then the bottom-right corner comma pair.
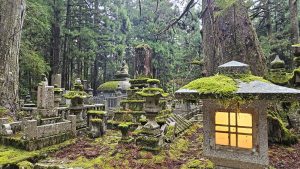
68,115 -> 77,136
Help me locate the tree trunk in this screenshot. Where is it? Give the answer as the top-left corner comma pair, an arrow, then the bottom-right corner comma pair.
62,0 -> 71,89
289,0 -> 299,45
264,0 -> 272,38
50,0 -> 61,81
0,0 -> 25,113
202,0 -> 266,76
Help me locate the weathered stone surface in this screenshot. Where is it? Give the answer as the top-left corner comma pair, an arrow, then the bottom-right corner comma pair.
68,115 -> 77,136
51,74 -> 62,88
24,120 -> 38,140
37,83 -> 55,109
202,100 -> 269,169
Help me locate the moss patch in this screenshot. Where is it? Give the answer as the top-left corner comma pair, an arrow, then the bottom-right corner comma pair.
90,119 -> 102,123
17,160 -> 33,169
268,111 -> 298,145
137,88 -> 169,97
181,74 -> 270,98
118,122 -> 133,128
0,139 -> 75,165
147,79 -> 160,84
97,81 -> 119,91
135,44 -> 151,49
63,91 -> 90,99
238,74 -> 270,83
181,74 -> 237,95
87,110 -> 106,115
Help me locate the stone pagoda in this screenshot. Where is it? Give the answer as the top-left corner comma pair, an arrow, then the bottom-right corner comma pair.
64,78 -> 91,130
135,79 -> 169,152
267,56 -> 290,85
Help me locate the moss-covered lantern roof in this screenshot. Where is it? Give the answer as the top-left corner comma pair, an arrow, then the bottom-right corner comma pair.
175,61 -> 300,101
136,78 -> 169,97
97,60 -> 131,92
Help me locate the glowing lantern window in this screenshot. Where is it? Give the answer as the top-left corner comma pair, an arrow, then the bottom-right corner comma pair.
215,111 -> 253,149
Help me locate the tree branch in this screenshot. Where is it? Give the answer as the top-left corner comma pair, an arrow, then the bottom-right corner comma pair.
157,0 -> 195,35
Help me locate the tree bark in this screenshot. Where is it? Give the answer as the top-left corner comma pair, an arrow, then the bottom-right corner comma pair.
50,0 -> 61,81
62,0 -> 71,89
289,0 -> 299,45
0,0 -> 25,113
202,0 -> 266,76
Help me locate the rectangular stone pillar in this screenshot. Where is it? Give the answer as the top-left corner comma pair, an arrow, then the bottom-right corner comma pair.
68,115 -> 77,136
24,120 -> 37,140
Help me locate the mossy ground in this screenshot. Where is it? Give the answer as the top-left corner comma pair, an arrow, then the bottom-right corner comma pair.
1,123 -> 298,168
0,139 -> 75,166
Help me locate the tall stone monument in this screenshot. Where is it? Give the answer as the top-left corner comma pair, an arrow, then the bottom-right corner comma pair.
135,44 -> 152,77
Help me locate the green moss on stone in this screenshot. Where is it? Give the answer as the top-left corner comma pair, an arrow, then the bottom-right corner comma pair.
90,118 -> 102,123
97,81 -> 119,91
137,88 -> 169,97
53,88 -> 63,92
182,74 -> 237,95
63,91 -> 90,99
129,78 -> 150,84
17,160 -> 33,169
268,112 -> 298,145
238,74 -> 270,83
165,125 -> 175,138
87,110 -> 106,115
182,74 -> 270,97
135,44 -> 151,49
147,79 -> 160,84
118,122 -> 133,128
120,100 -> 145,103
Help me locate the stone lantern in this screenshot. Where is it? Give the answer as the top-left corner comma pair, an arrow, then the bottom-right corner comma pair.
267,56 -> 289,85
175,61 -> 300,169
135,79 -> 168,152
64,78 -> 90,107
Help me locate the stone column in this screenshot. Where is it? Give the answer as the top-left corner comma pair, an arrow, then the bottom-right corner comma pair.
68,115 -> 77,136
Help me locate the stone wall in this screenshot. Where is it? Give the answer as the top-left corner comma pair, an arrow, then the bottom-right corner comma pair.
24,115 -> 76,140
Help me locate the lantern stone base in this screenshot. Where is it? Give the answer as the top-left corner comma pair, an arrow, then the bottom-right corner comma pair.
211,157 -> 266,169
136,135 -> 163,153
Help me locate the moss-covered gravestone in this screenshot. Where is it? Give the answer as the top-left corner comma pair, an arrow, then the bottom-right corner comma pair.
135,79 -> 169,152
175,61 -> 300,169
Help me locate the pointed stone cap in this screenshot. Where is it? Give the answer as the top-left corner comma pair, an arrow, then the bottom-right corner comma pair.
270,56 -> 285,69
218,61 -> 250,75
